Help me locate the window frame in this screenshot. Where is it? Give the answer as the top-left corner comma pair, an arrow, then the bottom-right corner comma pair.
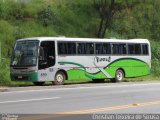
77,42 -> 95,55
58,41 -> 77,55
95,42 -> 111,55
57,41 -> 149,56
142,44 -> 149,55
111,43 -> 127,55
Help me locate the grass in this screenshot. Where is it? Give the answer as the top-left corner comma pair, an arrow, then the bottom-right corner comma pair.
0,0 -> 160,87
0,57 -> 159,87
64,75 -> 160,86
0,74 -> 159,87
123,76 -> 159,82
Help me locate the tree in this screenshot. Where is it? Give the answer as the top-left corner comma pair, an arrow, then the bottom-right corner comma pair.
93,0 -> 116,38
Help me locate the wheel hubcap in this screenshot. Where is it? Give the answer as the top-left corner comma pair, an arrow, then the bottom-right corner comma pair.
56,74 -> 64,83
117,72 -> 123,81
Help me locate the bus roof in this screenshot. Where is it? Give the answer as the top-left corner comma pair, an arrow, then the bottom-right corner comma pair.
16,37 -> 150,44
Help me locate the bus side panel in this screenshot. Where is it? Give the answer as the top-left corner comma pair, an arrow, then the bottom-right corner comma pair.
57,56 -> 150,81
67,69 -> 90,80
105,58 -> 150,78
57,56 -> 108,80
66,68 -> 107,80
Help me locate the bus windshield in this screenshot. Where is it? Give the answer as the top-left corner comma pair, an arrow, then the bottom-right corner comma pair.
11,40 -> 39,67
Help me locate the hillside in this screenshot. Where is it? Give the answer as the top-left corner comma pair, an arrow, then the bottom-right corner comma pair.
0,0 -> 160,86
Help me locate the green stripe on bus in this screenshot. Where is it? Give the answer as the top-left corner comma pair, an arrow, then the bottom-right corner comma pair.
59,59 -> 150,80
105,59 -> 150,78
58,61 -> 97,79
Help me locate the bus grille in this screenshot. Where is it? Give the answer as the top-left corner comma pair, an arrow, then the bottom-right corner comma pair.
14,76 -> 29,80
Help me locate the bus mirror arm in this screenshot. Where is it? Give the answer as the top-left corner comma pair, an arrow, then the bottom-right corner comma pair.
39,59 -> 47,65
49,56 -> 54,59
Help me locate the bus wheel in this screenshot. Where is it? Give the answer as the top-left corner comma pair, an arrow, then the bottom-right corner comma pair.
54,71 -> 66,85
115,69 -> 124,82
33,82 -> 45,86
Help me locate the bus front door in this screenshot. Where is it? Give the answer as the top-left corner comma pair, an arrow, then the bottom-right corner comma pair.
38,41 -> 55,81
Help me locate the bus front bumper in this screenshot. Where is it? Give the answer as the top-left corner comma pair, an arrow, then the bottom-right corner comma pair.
10,72 -> 38,82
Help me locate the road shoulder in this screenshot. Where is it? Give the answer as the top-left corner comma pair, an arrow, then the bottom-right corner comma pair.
0,87 -> 8,92
0,81 -> 160,93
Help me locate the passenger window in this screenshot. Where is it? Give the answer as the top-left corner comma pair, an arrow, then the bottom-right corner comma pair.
142,44 -> 149,55
112,44 -> 126,55
103,43 -> 111,54
128,44 -> 135,54
86,43 -> 94,54
77,43 -> 86,54
58,42 -> 67,55
96,43 -> 103,54
67,43 -> 76,54
78,43 -> 94,54
135,44 -> 141,55
128,44 -> 142,55
96,43 -> 111,54
58,42 -> 76,55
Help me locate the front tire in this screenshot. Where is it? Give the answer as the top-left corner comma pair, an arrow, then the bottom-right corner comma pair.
114,69 -> 124,82
54,71 -> 66,85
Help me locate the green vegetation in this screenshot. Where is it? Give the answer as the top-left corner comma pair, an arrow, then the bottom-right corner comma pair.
0,0 -> 160,86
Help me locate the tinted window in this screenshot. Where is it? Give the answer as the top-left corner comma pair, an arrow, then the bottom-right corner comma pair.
86,43 -> 94,54
77,43 -> 86,54
67,43 -> 76,54
103,43 -> 111,54
58,42 -> 67,55
96,43 -> 111,54
96,43 -> 103,54
58,42 -> 76,55
77,43 -> 94,54
112,44 -> 126,55
142,44 -> 149,55
135,44 -> 141,55
128,44 -> 135,54
128,44 -> 142,55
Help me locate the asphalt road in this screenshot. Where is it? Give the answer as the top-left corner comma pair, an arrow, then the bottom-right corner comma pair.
0,82 -> 160,120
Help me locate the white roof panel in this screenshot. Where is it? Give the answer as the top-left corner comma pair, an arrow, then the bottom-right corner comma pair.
16,37 -> 149,44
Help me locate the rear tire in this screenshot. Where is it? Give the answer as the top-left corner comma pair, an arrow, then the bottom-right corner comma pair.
33,82 -> 45,86
54,71 -> 66,85
114,69 -> 124,82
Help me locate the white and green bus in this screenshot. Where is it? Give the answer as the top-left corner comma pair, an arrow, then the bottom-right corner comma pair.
10,37 -> 151,85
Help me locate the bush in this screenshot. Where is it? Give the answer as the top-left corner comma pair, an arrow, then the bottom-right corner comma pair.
151,41 -> 160,60
38,5 -> 56,27
150,41 -> 160,77
0,20 -> 15,57
0,59 -> 10,86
